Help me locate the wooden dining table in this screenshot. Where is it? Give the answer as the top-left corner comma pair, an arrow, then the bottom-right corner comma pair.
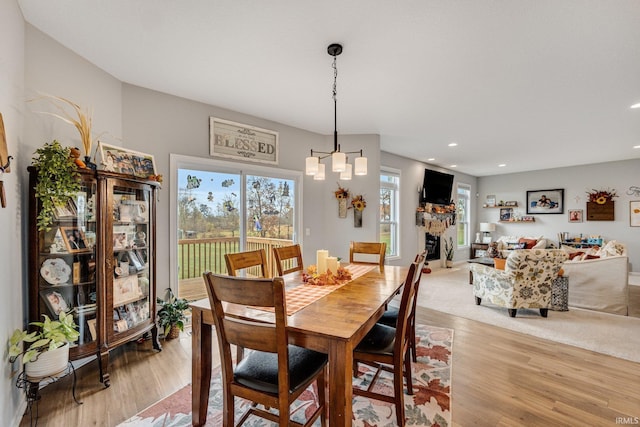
189,263 -> 408,426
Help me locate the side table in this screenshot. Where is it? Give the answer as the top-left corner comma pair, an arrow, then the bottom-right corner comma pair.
470,242 -> 489,259
551,276 -> 569,311
16,362 -> 82,426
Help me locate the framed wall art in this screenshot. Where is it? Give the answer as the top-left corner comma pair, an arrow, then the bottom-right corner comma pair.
98,142 -> 156,178
526,189 -> 564,214
631,201 -> 640,227
209,117 -> 279,165
568,209 -> 583,223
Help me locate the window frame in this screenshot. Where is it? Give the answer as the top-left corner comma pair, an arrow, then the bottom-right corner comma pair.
380,167 -> 401,260
456,183 -> 471,249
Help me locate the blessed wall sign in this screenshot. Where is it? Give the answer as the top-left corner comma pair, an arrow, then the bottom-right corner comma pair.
209,117 -> 279,165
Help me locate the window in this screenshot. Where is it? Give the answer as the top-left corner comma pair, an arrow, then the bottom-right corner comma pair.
457,184 -> 471,247
380,169 -> 400,258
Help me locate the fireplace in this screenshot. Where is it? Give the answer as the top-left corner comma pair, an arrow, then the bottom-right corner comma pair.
425,233 -> 440,261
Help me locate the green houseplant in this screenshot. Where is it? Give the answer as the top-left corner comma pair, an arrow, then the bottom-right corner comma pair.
31,140 -> 80,231
8,311 -> 80,376
444,236 -> 455,267
157,288 -> 189,339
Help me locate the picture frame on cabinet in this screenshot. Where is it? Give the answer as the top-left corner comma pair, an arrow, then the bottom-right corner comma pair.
98,142 -> 157,178
127,250 -> 144,271
87,318 -> 97,341
113,275 -> 141,306
118,200 -> 148,223
630,201 -> 640,227
60,227 -> 90,253
41,289 -> 70,316
53,198 -> 77,219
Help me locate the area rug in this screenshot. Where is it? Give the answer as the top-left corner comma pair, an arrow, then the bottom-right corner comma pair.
418,264 -> 640,363
119,324 -> 452,427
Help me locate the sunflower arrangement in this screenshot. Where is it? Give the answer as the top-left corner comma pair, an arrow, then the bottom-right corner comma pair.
587,188 -> 618,204
351,194 -> 367,211
334,184 -> 349,199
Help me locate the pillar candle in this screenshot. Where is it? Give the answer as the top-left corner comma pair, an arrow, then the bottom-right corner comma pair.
316,249 -> 329,274
327,256 -> 338,275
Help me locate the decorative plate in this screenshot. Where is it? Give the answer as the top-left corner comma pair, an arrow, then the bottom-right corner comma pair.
40,258 -> 71,285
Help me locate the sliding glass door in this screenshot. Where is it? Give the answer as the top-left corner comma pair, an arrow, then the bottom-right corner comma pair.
171,156 -> 300,300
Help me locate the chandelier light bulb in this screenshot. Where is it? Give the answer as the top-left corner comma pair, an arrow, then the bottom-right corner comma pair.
313,163 -> 326,180
305,156 -> 319,175
354,156 -> 368,175
332,151 -> 346,172
339,163 -> 353,180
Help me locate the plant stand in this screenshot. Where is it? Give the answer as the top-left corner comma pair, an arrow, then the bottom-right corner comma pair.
17,363 -> 82,427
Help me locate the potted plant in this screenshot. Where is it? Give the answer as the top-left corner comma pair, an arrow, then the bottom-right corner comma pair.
157,288 -> 189,339
444,236 -> 455,268
8,311 -> 80,377
31,140 -> 81,231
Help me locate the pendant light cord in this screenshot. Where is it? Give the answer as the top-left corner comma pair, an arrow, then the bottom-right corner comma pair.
333,54 -> 339,153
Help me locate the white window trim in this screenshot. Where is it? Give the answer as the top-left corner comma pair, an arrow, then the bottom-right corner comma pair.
457,183 -> 471,250
380,166 -> 401,261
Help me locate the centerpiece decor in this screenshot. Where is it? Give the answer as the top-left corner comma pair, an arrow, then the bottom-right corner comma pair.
334,184 -> 350,218
302,264 -> 352,286
351,194 -> 366,227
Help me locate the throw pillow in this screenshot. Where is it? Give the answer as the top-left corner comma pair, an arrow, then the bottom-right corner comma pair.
568,251 -> 584,261
494,258 -> 506,270
518,238 -> 538,249
584,254 -> 600,260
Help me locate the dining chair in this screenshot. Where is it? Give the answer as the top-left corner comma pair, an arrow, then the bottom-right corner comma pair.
272,244 -> 304,276
225,248 -> 270,278
352,257 -> 424,426
203,272 -> 328,427
349,241 -> 386,271
377,251 -> 426,363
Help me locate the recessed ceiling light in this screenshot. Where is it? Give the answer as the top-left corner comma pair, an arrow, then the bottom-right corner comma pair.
498,164 -> 507,167
634,145 -> 640,149
448,142 -> 458,147
427,158 -> 435,161
631,103 -> 640,109
450,164 -> 457,168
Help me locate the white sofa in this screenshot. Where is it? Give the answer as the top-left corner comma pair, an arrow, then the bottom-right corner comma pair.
560,241 -> 629,316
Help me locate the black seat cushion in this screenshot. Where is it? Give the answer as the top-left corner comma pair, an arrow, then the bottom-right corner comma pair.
355,323 -> 396,356
377,307 -> 398,327
234,345 -> 327,394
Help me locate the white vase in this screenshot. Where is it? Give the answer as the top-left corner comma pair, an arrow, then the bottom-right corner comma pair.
25,342 -> 69,379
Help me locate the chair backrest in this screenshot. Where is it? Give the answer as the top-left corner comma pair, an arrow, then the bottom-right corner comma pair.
203,272 -> 289,396
505,249 -> 568,286
393,258 -> 425,355
225,248 -> 270,278
349,241 -> 386,271
273,244 -> 304,276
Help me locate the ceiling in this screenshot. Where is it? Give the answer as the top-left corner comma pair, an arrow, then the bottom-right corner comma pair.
18,0 -> 640,176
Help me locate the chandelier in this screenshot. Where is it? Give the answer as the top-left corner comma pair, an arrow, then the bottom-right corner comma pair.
305,43 -> 367,181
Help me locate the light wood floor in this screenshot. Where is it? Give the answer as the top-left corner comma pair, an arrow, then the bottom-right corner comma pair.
20,306 -> 640,426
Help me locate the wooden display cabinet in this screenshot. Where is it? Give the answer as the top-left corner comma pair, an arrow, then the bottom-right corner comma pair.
28,168 -> 161,388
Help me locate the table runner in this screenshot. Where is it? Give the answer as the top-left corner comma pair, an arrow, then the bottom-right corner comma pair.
254,264 -> 377,316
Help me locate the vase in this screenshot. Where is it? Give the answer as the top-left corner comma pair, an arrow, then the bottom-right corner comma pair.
338,198 -> 347,218
25,342 -> 69,379
354,209 -> 362,228
445,260 -> 453,268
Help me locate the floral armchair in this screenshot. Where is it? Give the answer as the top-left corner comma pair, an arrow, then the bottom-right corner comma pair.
470,249 -> 568,317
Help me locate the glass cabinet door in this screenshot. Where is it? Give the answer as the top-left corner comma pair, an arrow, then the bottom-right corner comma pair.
109,183 -> 153,338
37,175 -> 98,355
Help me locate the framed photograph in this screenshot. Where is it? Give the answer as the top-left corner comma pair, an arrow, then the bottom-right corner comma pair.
569,209 -> 583,223
631,201 -> 640,227
485,195 -> 496,207
210,117 -> 279,165
504,201 -> 518,207
60,227 -> 90,253
97,142 -> 156,178
53,198 -> 77,219
87,318 -> 97,341
113,275 -> 141,306
118,200 -> 149,223
127,250 -> 144,271
526,189 -> 564,214
499,208 -> 513,221
41,289 -> 70,316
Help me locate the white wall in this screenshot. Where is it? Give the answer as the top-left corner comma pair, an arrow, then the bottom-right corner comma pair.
477,159 -> 640,272
1,0 -> 25,423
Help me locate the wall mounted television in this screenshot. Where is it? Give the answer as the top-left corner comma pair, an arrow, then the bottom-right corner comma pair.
420,169 -> 454,205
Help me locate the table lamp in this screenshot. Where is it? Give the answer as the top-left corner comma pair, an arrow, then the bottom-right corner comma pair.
479,223 -> 496,243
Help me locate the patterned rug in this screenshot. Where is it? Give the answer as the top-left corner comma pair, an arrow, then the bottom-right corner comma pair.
119,324 -> 453,427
